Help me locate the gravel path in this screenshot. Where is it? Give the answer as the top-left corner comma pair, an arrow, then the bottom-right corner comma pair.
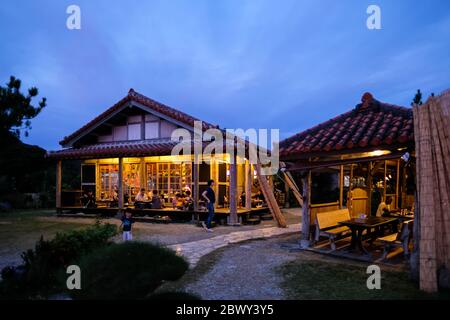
160,233 -> 302,300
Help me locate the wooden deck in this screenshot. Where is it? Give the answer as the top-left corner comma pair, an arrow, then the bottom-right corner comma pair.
56,206 -> 270,223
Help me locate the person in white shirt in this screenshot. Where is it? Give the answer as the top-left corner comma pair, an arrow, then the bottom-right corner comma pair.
376,196 -> 393,217
134,188 -> 148,202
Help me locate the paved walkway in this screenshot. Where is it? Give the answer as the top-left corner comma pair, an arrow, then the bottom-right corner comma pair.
167,223 -> 301,267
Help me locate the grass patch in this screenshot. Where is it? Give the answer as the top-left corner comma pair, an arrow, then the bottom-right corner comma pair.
0,210 -> 88,262
278,257 -> 449,300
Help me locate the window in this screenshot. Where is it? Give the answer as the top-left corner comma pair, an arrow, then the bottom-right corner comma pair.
113,126 -> 127,141
147,162 -> 192,199
123,163 -> 141,200
99,164 -> 118,200
128,123 -> 141,140
145,122 -> 159,139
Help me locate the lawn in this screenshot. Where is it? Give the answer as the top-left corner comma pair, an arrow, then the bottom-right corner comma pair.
0,210 -> 92,270
278,256 -> 449,300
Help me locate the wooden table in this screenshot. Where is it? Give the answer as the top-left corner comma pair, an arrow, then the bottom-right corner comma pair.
339,217 -> 397,254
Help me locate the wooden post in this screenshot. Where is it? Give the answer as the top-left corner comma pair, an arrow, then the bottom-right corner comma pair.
56,160 -> 62,211
339,165 -> 344,209
245,160 -> 252,209
193,154 -> 200,211
300,171 -> 311,248
118,157 -> 124,211
229,155 -> 239,225
396,159 -> 400,209
140,157 -> 146,190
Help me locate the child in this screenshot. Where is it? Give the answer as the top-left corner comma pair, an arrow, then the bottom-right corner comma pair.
120,208 -> 135,241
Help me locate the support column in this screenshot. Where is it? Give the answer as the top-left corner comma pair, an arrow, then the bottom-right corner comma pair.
56,160 -> 62,211
140,158 -> 146,190
245,160 -> 252,209
339,165 -> 344,209
193,154 -> 200,211
118,157 -> 124,211
300,171 -> 311,248
229,154 -> 239,225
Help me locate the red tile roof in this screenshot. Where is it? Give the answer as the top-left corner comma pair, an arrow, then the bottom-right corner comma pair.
48,138 -> 250,160
279,93 -> 414,159
59,89 -> 218,146
48,140 -> 180,160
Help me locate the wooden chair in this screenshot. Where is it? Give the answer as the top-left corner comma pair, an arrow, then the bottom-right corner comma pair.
377,220 -> 413,260
315,209 -> 352,250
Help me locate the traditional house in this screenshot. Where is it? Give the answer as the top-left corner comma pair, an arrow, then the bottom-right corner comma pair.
47,89 -> 265,222
279,93 -> 415,243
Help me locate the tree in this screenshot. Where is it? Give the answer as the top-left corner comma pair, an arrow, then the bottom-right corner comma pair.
0,76 -> 46,138
411,89 -> 423,106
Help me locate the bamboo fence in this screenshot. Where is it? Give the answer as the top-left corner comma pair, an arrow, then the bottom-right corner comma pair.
413,89 -> 450,292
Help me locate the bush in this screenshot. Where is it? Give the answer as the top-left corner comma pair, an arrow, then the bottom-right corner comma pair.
71,242 -> 189,300
0,222 -> 117,299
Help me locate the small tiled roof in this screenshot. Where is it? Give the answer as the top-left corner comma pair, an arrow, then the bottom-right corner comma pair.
279,93 -> 414,159
47,138 -> 251,160
48,140 -> 180,160
59,89 -> 218,146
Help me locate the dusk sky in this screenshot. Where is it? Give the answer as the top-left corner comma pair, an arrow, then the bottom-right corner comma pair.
1,0 -> 449,150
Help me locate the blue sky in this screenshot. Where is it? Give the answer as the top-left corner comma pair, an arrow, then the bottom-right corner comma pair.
1,0 -> 449,150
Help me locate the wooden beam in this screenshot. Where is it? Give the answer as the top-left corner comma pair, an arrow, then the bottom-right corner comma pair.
300,171 -> 311,248
245,160 -> 252,209
283,171 -> 304,207
229,157 -> 239,224
118,157 -> 124,210
56,160 -> 62,210
255,163 -> 287,228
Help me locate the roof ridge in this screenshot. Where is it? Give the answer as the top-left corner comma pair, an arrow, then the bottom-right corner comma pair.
280,93 -> 413,157
59,89 -> 218,146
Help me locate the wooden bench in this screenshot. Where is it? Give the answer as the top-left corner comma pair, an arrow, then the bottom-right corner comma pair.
315,209 -> 352,250
377,220 -> 413,260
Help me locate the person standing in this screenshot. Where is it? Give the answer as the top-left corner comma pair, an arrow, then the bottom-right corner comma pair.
120,208 -> 135,241
201,180 -> 216,232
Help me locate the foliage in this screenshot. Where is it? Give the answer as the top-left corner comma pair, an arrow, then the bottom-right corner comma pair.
411,89 -> 423,106
70,241 -> 189,300
0,76 -> 46,138
0,222 -> 118,299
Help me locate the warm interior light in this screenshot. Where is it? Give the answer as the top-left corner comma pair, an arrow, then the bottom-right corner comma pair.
370,150 -> 389,157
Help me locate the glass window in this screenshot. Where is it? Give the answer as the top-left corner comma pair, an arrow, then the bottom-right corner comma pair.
128,123 -> 141,140
123,163 -> 141,201
145,122 -> 159,139
99,164 -> 118,200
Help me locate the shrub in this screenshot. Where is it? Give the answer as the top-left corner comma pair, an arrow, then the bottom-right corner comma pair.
0,222 -> 117,299
71,242 -> 189,300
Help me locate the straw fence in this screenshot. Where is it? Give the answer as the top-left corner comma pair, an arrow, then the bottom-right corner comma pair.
413,89 -> 450,292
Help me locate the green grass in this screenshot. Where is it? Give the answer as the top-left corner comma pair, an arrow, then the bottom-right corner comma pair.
0,210 -> 93,269
278,257 -> 449,300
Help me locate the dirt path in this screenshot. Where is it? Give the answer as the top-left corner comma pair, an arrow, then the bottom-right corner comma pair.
158,233 -> 302,299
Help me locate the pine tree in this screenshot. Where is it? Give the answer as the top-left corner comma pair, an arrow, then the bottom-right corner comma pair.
411,89 -> 423,106
0,76 -> 46,138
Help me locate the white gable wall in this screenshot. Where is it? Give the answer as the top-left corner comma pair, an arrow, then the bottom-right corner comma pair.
96,113 -> 181,142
